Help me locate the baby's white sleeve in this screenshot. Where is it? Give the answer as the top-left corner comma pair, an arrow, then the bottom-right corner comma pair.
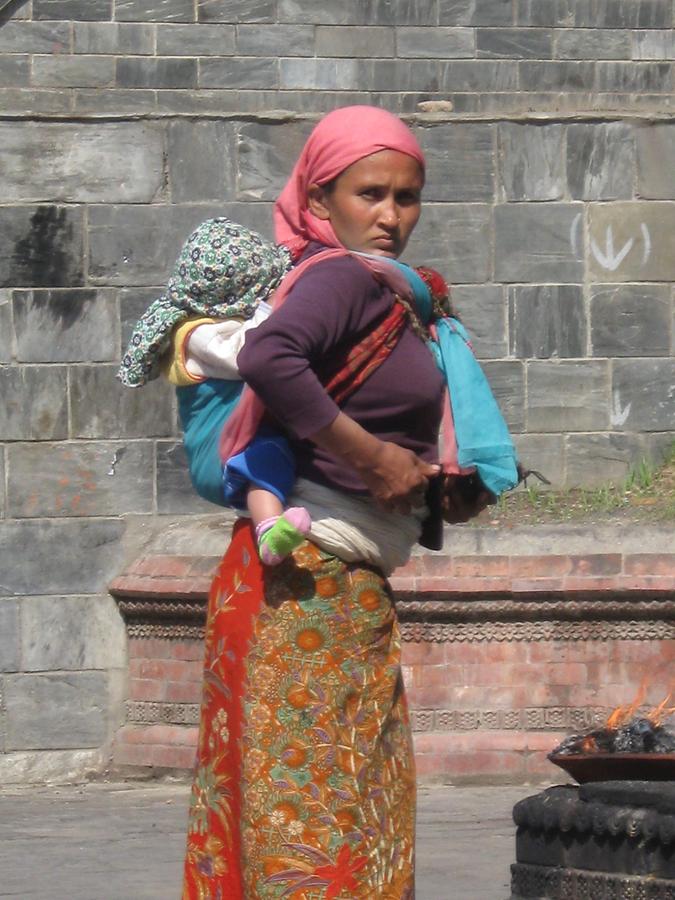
184,302 -> 272,380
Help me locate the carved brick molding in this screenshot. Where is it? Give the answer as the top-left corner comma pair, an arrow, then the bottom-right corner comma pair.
112,588 -> 675,643
511,863 -> 675,900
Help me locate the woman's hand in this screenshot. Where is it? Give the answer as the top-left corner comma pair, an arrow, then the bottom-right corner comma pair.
441,474 -> 493,524
310,412 -> 439,514
356,440 -> 440,514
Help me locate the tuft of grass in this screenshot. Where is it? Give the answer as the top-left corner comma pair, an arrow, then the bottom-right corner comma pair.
481,441 -> 675,526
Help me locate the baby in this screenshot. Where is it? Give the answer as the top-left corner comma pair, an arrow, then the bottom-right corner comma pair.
118,217 -> 311,565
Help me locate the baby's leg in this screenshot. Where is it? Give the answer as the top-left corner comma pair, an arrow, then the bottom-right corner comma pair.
248,487 -> 311,566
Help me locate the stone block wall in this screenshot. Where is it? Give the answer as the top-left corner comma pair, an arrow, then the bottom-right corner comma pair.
0,1 -> 674,780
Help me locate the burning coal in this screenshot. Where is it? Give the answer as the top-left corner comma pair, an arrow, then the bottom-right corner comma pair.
552,691 -> 675,756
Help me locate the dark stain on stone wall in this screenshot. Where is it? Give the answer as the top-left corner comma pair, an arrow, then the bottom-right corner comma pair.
10,206 -> 83,288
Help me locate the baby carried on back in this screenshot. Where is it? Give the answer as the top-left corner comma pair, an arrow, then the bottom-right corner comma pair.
119,217 -> 519,574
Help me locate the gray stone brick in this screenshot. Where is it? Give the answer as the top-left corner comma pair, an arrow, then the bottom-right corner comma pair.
0,21 -> 71,52
316,26 -> 395,57
637,124 -> 675,199
87,203 -> 228,286
156,23 -> 235,55
396,26 -> 474,58
0,293 -> 12,363
451,285 -> 507,360
6,1 -> 32,19
440,59 -> 518,91
4,672 -> 108,750
33,0 -> 111,19
509,285 -> 586,359
404,203 -> 491,283
571,0 -> 671,28
377,0 -> 438,26
588,202 -> 675,282
236,24 -> 314,56
168,121 -> 236,203
596,62 -> 673,93
512,433 -> 565,489
32,55 -> 115,88
70,365 -> 175,439
632,30 -> 675,60
590,285 -> 671,358
0,55 -> 29,86
481,361 -> 525,431
279,57 -> 358,90
0,518 -> 125,596
0,88 -> 72,116
519,61 -> 596,91
0,205 -> 84,288
21,595 -> 125,672
611,359 -> 675,431
116,57 -> 197,89
278,0 -> 435,25
236,121 -> 316,202
418,123 -> 494,202
440,0 -> 512,25
73,21 -> 154,54
201,56 -> 278,89
499,123 -> 566,201
567,123 -> 635,201
73,88 -> 157,115
0,747 -> 107,785
114,0 -> 195,21
156,440 -> 217,514
119,287 -> 162,351
13,289 -> 117,363
645,432 -> 675,466
7,441 -> 154,517
565,432 -> 646,487
0,366 -> 68,441
0,123 -> 164,203
198,0 -> 275,22
494,204 -> 584,284
527,361 -> 610,432
0,601 -> 20,673
556,28 -> 631,59
155,87 -> 247,114
478,28 -> 553,59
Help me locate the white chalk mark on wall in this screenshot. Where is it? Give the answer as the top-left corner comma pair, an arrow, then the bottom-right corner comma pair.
569,212 -> 582,257
591,226 -> 634,271
610,391 -> 632,427
640,223 -> 651,265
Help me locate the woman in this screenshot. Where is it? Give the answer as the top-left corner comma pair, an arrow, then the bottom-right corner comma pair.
183,106 -> 489,899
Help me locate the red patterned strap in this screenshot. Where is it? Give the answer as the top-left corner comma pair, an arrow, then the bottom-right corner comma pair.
321,301 -> 408,406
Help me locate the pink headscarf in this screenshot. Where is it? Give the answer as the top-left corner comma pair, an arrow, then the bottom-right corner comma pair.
274,105 -> 425,259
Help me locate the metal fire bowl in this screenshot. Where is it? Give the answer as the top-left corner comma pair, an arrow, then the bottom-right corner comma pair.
548,752 -> 675,783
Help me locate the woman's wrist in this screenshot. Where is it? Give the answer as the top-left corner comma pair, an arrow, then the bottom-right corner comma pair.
309,411 -> 383,472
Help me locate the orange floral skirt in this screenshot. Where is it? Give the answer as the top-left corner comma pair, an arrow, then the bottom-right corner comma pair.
182,520 -> 416,899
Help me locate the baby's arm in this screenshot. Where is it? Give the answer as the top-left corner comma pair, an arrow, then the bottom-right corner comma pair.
185,302 -> 272,380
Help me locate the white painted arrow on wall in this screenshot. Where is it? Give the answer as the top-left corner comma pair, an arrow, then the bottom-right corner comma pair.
590,226 -> 634,271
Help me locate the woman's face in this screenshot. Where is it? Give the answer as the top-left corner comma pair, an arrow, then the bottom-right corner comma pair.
308,149 -> 423,258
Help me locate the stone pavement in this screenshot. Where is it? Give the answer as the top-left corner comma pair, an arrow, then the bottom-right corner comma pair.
0,781 -> 537,899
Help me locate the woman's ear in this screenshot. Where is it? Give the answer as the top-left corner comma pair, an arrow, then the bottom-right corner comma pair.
307,183 -> 331,220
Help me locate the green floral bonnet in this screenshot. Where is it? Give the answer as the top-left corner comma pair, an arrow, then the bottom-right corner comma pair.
118,217 -> 293,387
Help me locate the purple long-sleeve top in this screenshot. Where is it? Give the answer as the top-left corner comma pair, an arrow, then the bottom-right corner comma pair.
237,246 -> 445,496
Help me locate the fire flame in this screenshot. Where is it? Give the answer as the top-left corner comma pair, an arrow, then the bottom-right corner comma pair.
605,677 -> 675,730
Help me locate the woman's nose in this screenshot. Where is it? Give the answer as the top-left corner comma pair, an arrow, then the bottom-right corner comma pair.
378,200 -> 399,229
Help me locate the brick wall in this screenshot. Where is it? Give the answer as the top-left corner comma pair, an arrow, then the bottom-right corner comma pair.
0,0 -> 674,780
109,550 -> 675,783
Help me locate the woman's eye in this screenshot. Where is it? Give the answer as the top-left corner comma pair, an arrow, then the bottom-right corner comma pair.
397,191 -> 420,205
